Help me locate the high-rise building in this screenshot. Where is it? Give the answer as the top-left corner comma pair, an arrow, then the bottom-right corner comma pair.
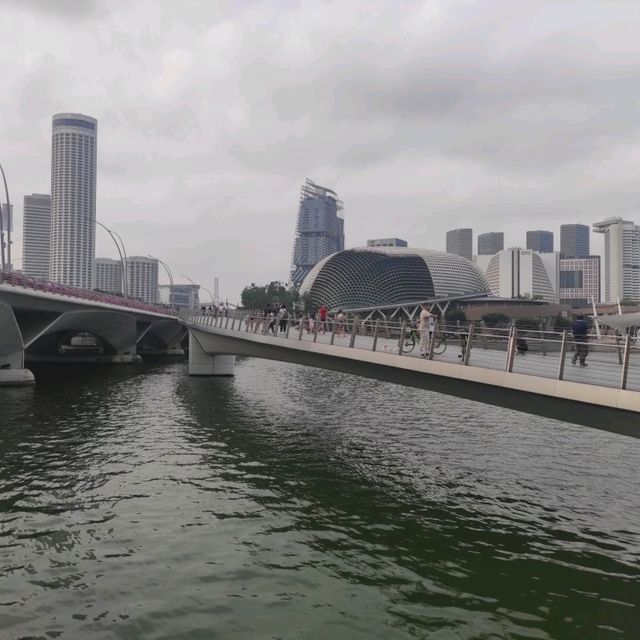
22,194 -> 51,279
290,179 -> 344,288
526,230 -> 554,253
560,256 -> 600,306
159,284 -> 200,310
593,217 -> 640,303
49,113 -> 97,289
446,228 -> 472,261
95,257 -> 122,295
560,224 -> 590,258
477,232 -> 504,256
127,256 -> 159,304
367,238 -> 408,247
484,248 -> 558,303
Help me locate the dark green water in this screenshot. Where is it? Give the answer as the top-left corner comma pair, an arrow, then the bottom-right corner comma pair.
0,358 -> 639,639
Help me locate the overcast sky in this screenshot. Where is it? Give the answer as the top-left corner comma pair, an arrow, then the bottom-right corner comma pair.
2,0 -> 639,301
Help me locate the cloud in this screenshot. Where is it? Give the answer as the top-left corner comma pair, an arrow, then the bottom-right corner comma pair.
1,0 -> 639,298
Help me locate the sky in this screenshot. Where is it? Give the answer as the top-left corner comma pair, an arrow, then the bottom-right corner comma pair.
1,0 -> 639,302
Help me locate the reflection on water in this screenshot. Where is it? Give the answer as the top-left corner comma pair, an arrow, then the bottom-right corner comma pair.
1,359 -> 639,639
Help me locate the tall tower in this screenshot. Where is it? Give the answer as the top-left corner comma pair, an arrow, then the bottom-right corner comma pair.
560,224 -> 590,258
290,179 -> 344,288
526,230 -> 554,253
593,217 -> 640,303
127,256 -> 159,304
49,113 -> 97,289
477,232 -> 504,255
446,228 -> 472,261
23,194 -> 51,279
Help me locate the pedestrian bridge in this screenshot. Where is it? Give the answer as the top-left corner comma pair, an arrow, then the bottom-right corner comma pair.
184,312 -> 640,440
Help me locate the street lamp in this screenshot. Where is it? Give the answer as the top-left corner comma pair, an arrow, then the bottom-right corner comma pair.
96,221 -> 127,297
149,255 -> 174,307
0,161 -> 12,271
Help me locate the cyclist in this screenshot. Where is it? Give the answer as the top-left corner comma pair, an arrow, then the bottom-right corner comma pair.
418,303 -> 434,358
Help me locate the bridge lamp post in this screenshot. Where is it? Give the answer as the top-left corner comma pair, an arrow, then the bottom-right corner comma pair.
149,255 -> 174,308
96,221 -> 128,297
0,161 -> 12,271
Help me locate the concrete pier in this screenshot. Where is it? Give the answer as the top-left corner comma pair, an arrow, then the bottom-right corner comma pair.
188,333 -> 235,376
0,369 -> 35,387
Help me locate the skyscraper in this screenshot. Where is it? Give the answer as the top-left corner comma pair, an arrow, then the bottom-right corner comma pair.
559,256 -> 600,306
526,230 -> 554,253
49,113 -> 97,289
22,194 -> 51,279
290,179 -> 344,288
446,228 -> 472,261
560,224 -> 590,258
593,217 -> 640,303
127,256 -> 159,304
477,232 -> 504,255
95,257 -> 122,295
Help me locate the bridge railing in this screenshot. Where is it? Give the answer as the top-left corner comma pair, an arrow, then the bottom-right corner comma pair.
0,270 -> 177,317
184,311 -> 640,392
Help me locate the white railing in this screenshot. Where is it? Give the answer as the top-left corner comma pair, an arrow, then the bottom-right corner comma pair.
183,310 -> 640,392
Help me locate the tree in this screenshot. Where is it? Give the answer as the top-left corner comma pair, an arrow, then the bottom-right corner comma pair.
241,281 -> 300,309
445,307 -> 467,324
481,312 -> 511,327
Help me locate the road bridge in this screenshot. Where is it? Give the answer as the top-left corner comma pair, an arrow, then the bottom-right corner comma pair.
184,312 -> 640,439
0,272 -> 184,385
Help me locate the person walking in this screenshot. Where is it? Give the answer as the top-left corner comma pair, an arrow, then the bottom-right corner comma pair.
278,304 -> 288,333
572,314 -> 589,366
418,303 -> 434,358
318,304 -> 328,334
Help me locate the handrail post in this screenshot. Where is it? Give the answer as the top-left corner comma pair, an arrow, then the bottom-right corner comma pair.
463,322 -> 474,365
330,315 -> 337,345
254,314 -> 261,333
428,319 -> 438,360
397,320 -> 407,356
285,316 -> 291,338
349,317 -> 358,348
557,330 -> 568,380
506,326 -> 517,372
313,316 -> 319,343
372,318 -> 380,352
620,333 -> 632,390
298,315 -> 305,340
231,315 -> 236,331
225,315 -> 230,329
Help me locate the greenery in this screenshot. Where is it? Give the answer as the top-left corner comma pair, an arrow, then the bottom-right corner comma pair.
514,317 -> 543,330
553,315 -> 573,330
241,281 -> 296,309
481,312 -> 511,327
445,307 -> 467,324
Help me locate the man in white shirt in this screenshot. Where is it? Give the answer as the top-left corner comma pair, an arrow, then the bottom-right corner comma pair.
418,303 -> 434,358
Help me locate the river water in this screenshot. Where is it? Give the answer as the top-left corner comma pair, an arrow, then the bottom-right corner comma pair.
0,358 -> 639,639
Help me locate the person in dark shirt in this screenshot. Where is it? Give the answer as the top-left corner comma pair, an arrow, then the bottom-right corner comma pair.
572,314 -> 589,366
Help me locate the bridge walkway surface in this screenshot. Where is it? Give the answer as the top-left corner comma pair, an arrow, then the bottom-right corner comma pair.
184,312 -> 640,439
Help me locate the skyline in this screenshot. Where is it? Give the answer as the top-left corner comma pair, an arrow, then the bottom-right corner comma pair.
3,0 -> 639,300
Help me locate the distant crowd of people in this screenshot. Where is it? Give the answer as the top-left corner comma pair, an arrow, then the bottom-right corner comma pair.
242,304 -> 350,337
200,303 -> 231,317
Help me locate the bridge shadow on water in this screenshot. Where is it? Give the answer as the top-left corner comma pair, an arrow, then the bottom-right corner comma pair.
175,358 -> 640,639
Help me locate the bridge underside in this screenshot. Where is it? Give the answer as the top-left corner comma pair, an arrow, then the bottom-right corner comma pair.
0,301 -> 185,384
188,326 -> 640,440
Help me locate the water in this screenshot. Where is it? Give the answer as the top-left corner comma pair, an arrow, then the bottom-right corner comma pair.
1,358 -> 639,639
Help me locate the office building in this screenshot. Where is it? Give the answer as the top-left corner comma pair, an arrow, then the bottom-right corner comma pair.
290,179 -> 344,288
526,230 -> 554,253
593,217 -> 640,303
367,238 -> 408,248
485,248 -> 558,303
560,224 -> 590,258
95,257 -> 122,295
299,246 -> 489,310
478,232 -> 504,256
159,284 -> 200,310
559,256 -> 600,306
22,194 -> 51,279
49,113 -> 97,289
127,256 -> 158,304
446,228 -> 473,261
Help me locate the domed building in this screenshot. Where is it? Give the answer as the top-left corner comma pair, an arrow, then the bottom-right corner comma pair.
299,247 -> 490,310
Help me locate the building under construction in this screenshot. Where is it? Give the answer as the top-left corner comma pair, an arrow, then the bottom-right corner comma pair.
289,179 -> 344,288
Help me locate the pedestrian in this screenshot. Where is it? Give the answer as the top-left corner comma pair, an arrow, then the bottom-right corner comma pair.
268,309 -> 278,336
418,303 -> 434,357
335,309 -> 345,336
572,314 -> 589,366
278,304 -> 288,333
318,304 -> 328,334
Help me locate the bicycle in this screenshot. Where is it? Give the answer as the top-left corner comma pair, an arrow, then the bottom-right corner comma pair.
401,329 -> 447,355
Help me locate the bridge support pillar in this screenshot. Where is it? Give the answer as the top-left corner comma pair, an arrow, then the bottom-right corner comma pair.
188,332 -> 235,376
0,301 -> 35,386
